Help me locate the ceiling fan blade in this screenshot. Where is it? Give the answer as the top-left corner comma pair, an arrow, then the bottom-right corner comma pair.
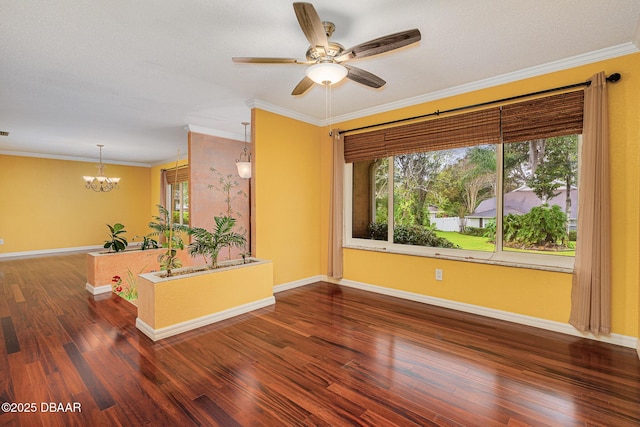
336,29 -> 421,62
232,57 -> 312,64
292,76 -> 315,96
293,2 -> 329,50
344,65 -> 386,89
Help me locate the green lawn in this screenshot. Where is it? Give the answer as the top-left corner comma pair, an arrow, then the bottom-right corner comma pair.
435,231 -> 494,251
435,231 -> 576,257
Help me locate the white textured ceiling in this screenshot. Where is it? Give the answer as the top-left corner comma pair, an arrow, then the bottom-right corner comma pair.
1,0 -> 639,165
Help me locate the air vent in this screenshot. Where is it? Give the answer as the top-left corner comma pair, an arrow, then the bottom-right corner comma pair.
0,131 -> 9,136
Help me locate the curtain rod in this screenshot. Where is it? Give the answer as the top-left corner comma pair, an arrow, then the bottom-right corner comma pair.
337,72 -> 621,136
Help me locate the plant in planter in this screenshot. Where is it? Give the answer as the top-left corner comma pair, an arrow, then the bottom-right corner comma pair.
104,223 -> 128,252
149,205 -> 189,276
134,235 -> 159,250
148,205 -> 188,248
188,216 -> 246,269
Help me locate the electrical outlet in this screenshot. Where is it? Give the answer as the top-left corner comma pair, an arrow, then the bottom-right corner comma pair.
435,269 -> 443,281
0,238 -> 4,245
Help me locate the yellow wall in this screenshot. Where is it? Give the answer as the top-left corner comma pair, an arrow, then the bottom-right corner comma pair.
2,53 -> 638,341
138,261 -> 273,330
0,155 -> 151,253
253,109 -> 322,285
330,53 -> 640,337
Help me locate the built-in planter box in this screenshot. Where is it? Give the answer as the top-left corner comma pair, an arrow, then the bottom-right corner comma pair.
135,258 -> 274,341
86,248 -> 195,295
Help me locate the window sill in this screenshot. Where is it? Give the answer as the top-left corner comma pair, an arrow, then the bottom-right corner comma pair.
343,243 -> 574,274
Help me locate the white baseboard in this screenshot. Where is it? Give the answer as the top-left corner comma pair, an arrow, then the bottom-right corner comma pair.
85,283 -> 112,295
320,276 -> 637,350
0,245 -> 103,259
136,296 -> 276,341
273,275 -> 324,293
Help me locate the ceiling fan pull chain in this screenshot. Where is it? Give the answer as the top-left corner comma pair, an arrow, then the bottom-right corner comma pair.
325,82 -> 329,134
325,81 -> 333,136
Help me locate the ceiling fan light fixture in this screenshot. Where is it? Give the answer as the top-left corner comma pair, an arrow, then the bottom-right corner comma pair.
305,62 -> 347,85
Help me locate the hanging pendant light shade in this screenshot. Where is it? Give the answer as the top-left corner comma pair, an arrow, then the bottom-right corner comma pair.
236,161 -> 251,179
83,144 -> 120,192
236,122 -> 252,179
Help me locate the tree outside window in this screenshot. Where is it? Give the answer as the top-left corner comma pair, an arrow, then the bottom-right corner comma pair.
351,135 -> 578,257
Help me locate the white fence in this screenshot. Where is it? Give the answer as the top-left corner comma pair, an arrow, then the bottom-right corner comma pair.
432,217 -> 463,232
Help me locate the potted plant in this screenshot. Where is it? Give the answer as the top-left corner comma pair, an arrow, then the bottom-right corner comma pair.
188,216 -> 246,269
148,204 -> 189,276
135,205 -> 270,342
86,211 -> 193,294
104,223 -> 128,252
134,235 -> 159,250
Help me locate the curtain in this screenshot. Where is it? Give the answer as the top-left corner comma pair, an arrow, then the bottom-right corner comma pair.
158,170 -> 168,244
160,169 -> 168,209
569,72 -> 611,334
328,131 -> 344,279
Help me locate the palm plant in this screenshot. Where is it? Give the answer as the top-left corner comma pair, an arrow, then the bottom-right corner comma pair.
188,216 -> 246,268
149,204 -> 189,276
148,205 -> 188,249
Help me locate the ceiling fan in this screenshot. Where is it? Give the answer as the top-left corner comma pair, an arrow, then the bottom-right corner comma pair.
232,2 -> 421,95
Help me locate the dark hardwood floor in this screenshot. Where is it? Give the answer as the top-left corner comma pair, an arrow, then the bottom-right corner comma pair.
1,252 -> 639,426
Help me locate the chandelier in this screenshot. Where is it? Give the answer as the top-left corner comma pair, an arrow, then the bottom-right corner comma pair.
83,144 -> 120,192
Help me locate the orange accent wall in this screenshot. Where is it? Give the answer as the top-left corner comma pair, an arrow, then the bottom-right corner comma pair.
188,132 -> 250,262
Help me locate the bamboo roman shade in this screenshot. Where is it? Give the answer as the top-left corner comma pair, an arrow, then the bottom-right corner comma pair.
344,89 -> 584,162
164,165 -> 189,185
501,90 -> 584,143
344,108 -> 501,162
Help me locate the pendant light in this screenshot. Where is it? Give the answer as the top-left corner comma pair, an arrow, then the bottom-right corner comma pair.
236,122 -> 252,179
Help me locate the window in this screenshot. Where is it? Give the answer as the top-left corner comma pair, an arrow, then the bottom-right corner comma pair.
500,135 -> 578,256
165,166 -> 189,226
345,91 -> 582,269
168,181 -> 189,226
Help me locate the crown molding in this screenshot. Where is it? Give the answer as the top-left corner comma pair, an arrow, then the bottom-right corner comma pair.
150,153 -> 189,167
214,44 -> 640,130
324,42 -> 640,126
184,124 -> 245,142
245,98 -> 322,126
0,150 -> 151,167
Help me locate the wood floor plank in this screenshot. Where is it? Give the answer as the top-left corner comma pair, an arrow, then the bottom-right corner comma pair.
10,284 -> 25,303
62,342 -> 115,411
1,317 -> 20,354
0,253 -> 639,426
